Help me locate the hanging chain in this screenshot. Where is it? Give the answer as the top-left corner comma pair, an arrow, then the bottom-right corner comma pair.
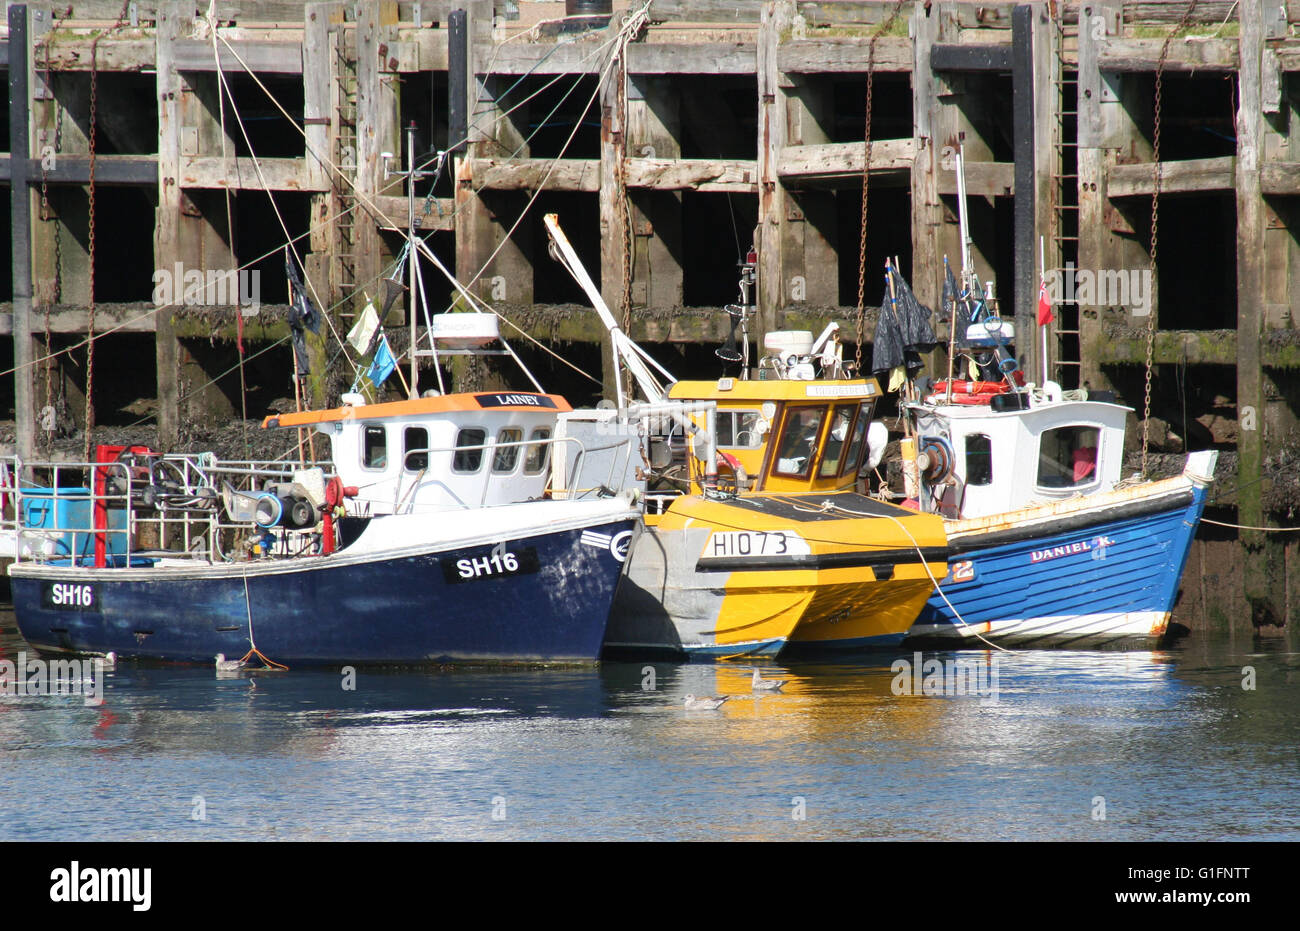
855,0 -> 907,375
81,2 -> 133,462
1143,0 -> 1198,477
617,53 -> 635,401
83,38 -> 100,462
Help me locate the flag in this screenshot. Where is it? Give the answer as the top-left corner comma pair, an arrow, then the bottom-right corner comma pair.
284,247 -> 321,376
284,248 -> 321,335
347,301 -> 381,355
1037,278 -> 1054,326
367,334 -> 397,387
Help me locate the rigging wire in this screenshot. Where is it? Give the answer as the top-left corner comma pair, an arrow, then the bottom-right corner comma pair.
1,12 -> 644,404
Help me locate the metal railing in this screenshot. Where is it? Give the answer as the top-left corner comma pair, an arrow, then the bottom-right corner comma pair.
0,453 -> 329,567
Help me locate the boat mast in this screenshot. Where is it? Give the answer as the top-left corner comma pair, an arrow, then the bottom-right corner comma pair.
385,123 -> 441,398
542,213 -> 676,404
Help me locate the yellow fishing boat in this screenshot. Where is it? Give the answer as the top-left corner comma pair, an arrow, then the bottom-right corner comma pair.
608,376 -> 949,659
542,213 -> 948,660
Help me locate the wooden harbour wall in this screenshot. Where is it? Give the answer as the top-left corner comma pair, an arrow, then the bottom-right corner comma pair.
2,0 -> 1299,641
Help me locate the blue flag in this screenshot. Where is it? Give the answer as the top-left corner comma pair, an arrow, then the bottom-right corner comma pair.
367,335 -> 397,387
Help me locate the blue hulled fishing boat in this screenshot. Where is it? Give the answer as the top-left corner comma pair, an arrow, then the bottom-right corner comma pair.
6,389 -> 640,665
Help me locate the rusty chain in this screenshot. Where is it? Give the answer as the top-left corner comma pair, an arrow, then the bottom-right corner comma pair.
1144,0 -> 1199,476
855,0 -> 907,376
82,2 -> 133,461
617,55 -> 635,401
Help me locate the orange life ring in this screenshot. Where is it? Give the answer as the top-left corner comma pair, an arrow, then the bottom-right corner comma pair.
931,379 -> 1011,396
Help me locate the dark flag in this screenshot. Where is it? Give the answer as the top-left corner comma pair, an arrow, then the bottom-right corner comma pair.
872,261 -> 936,376
284,248 -> 321,376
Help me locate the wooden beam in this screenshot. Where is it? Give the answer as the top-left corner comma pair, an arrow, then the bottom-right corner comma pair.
467,157 -> 600,192
178,155 -> 328,191
1107,156 -> 1236,197
155,4 -> 182,448
1098,37 -> 1239,71
1260,163 -> 1300,195
778,37 -> 912,73
778,138 -> 915,185
0,154 -> 157,185
171,39 -> 304,74
931,43 -> 1013,72
487,42 -> 757,76
42,38 -> 156,72
370,194 -> 457,230
625,157 -> 757,192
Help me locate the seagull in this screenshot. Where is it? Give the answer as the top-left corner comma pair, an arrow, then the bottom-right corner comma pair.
683,694 -> 729,711
752,669 -> 786,692
215,653 -> 247,673
100,651 -> 117,669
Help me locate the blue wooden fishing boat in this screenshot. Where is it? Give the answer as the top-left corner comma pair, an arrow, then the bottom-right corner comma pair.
6,390 -> 640,665
891,145 -> 1217,647
900,392 -> 1216,647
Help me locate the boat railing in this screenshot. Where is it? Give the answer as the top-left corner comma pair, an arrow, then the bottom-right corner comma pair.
0,452 -> 332,567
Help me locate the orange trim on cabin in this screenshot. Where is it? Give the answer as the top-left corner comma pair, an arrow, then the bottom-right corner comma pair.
262,392 -> 573,428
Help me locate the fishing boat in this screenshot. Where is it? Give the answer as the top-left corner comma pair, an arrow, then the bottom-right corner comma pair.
4,386 -> 641,666
4,129 -> 640,667
543,215 -> 950,660
886,148 -> 1217,647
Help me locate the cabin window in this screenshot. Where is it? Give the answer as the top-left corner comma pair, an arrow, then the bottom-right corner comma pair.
361,425 -> 387,470
839,401 -> 874,477
404,427 -> 429,472
818,404 -> 857,477
524,428 -> 552,475
965,434 -> 993,486
773,406 -> 826,478
716,410 -> 764,450
452,427 -> 487,473
1037,426 -> 1100,488
493,428 -> 524,473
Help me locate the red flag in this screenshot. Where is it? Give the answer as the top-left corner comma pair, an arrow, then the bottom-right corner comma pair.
1036,279 -> 1054,326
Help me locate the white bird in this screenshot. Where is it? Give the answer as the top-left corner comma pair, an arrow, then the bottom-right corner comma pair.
215,653 -> 247,673
100,651 -> 117,668
752,669 -> 786,692
683,693 -> 729,711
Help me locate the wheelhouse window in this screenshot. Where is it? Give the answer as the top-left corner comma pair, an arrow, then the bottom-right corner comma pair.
361,425 -> 387,470
492,428 -> 524,473
404,427 -> 428,472
839,401 -> 875,478
452,427 -> 487,473
818,404 -> 858,477
965,434 -> 993,486
524,428 -> 552,475
773,406 -> 826,478
1037,426 -> 1100,488
716,410 -> 764,450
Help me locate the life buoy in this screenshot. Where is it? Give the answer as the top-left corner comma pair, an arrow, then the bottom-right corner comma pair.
926,380 -> 1012,406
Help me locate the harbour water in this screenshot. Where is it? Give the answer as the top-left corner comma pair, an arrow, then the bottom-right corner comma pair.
1,615 -> 1297,842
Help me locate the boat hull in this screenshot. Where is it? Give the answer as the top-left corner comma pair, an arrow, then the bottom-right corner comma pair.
9,505 -> 638,665
606,491 -> 949,660
906,477 -> 1208,648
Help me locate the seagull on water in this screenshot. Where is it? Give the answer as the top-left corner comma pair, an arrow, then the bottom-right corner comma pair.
683,694 -> 729,711
751,669 -> 786,692
215,653 -> 247,673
